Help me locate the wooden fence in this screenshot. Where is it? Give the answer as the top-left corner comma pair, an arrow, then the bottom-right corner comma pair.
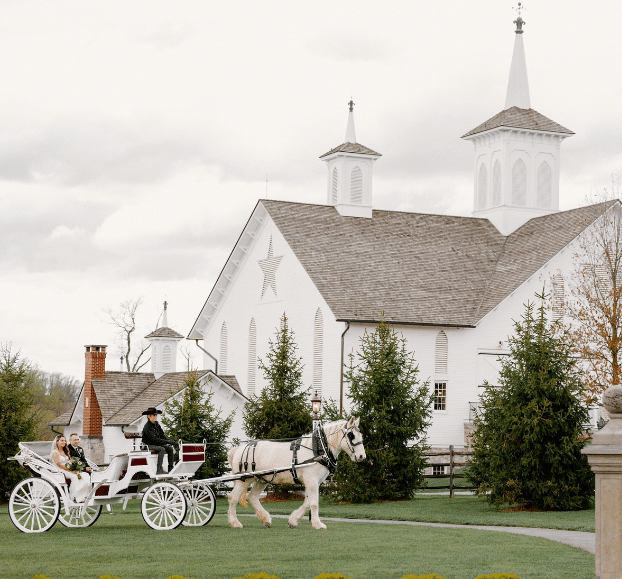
422,445 -> 473,498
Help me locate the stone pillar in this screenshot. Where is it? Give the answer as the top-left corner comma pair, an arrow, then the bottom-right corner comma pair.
582,385 -> 622,579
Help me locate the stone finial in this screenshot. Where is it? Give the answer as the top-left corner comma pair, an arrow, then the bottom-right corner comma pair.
602,384 -> 622,415
513,3 -> 525,34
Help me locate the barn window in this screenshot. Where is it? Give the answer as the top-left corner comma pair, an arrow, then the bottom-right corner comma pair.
248,319 -> 257,396
350,167 -> 363,204
332,167 -> 338,204
434,381 -> 447,411
432,465 -> 446,476
220,322 -> 228,374
478,164 -> 488,209
162,345 -> 171,372
313,308 -> 323,394
435,331 -> 448,374
512,159 -> 527,206
537,161 -> 552,208
492,160 -> 501,206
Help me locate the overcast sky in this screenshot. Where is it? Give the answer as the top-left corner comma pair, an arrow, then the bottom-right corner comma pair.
2,0 -> 621,382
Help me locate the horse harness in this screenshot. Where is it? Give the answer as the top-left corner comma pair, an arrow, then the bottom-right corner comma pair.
237,423 -> 361,485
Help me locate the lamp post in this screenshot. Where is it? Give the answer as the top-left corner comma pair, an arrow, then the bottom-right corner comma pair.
311,390 -> 322,431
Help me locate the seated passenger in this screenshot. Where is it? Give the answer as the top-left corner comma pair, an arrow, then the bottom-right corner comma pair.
68,433 -> 92,472
51,435 -> 91,502
141,407 -> 177,475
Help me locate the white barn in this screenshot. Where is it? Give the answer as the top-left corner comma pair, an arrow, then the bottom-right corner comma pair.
187,15 -> 613,448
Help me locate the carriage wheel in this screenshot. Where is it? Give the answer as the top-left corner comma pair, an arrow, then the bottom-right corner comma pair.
182,483 -> 216,526
58,504 -> 102,528
9,478 -> 60,533
141,482 -> 187,530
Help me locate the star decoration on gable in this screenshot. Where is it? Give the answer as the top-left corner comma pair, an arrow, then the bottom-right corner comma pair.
258,237 -> 283,299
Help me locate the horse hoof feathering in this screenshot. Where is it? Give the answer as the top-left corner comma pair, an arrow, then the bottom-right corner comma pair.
227,417 -> 365,530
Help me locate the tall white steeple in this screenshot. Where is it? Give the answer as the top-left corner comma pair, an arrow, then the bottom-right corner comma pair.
461,7 -> 574,236
320,100 -> 381,219
145,301 -> 184,379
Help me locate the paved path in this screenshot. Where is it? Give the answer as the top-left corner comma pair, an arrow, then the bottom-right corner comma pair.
239,514 -> 596,554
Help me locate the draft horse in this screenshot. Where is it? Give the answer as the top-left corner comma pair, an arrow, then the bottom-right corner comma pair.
227,417 -> 365,530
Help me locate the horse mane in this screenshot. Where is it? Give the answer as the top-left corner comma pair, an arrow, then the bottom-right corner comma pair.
321,419 -> 348,452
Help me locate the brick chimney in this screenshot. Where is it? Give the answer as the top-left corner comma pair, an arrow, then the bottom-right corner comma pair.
83,345 -> 106,437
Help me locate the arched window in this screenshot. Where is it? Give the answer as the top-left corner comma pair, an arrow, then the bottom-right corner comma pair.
537,161 -> 552,208
220,322 -> 228,374
512,159 -> 527,206
332,167 -> 338,205
248,319 -> 257,396
162,345 -> 172,372
478,164 -> 488,210
492,160 -> 501,207
552,274 -> 564,321
435,331 -> 448,374
350,167 -> 362,204
313,309 -> 323,394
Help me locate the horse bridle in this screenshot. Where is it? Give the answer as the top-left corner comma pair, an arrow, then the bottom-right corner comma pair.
340,425 -> 363,456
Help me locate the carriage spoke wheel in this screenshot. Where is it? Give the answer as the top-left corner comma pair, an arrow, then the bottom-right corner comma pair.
58,504 -> 102,528
141,482 -> 187,530
9,478 -> 60,533
182,483 -> 216,526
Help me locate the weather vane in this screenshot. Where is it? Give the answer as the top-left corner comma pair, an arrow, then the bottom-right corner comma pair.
348,98 -> 354,112
513,2 -> 525,34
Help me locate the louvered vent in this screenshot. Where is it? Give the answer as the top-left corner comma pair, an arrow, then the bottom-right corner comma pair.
552,274 -> 564,320
248,319 -> 257,396
153,343 -> 157,370
162,345 -> 172,372
332,168 -> 338,205
492,160 -> 501,206
313,308 -> 323,394
478,164 -> 488,209
220,322 -> 228,374
435,331 -> 448,374
537,161 -> 552,208
350,167 -> 362,204
512,159 -> 527,206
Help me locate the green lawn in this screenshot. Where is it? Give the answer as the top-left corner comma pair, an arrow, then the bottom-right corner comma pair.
0,497 -> 595,579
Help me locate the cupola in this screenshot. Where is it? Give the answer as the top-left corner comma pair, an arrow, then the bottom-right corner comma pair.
461,6 -> 574,236
145,301 -> 184,379
320,100 -> 381,218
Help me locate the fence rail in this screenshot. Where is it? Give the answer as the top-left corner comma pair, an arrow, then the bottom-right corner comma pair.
422,445 -> 474,498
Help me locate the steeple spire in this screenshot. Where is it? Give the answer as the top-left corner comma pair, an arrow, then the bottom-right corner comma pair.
345,99 -> 356,143
504,3 -> 531,110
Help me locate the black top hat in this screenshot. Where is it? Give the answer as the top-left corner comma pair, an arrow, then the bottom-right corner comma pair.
142,407 -> 162,416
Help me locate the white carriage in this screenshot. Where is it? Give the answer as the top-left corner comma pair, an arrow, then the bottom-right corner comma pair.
7,440 -> 216,533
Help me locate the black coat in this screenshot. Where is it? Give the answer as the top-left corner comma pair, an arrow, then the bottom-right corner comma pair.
142,419 -> 175,447
68,444 -> 89,468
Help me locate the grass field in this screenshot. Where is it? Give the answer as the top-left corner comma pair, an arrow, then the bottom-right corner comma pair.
0,496 -> 595,579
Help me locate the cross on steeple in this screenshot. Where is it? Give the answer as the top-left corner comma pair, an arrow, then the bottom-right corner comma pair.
348,99 -> 355,112
513,2 -> 525,34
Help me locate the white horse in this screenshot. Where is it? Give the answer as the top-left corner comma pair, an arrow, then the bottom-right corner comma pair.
227,417 -> 365,530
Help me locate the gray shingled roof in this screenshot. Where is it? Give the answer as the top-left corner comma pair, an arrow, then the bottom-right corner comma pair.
260,199 -> 615,327
320,142 -> 381,158
92,372 -> 155,421
462,107 -> 574,138
144,327 -> 184,339
218,375 -> 243,396
49,410 -> 73,426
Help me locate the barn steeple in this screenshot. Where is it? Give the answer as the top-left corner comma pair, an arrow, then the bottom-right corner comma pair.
320,101 -> 381,219
461,8 -> 574,236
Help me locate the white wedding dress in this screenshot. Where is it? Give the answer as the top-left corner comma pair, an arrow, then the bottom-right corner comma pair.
52,450 -> 92,502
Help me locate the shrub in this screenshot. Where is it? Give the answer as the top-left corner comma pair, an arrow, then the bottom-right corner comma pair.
313,574 -> 354,579
473,575 -> 522,579
33,576 -> 52,579
232,574 -> 282,579
165,576 -> 198,579
97,575 -> 122,579
398,575 -> 446,579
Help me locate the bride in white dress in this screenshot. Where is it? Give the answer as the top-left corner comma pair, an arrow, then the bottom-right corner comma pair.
51,435 -> 91,502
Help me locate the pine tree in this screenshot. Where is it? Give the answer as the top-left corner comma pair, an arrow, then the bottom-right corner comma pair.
0,345 -> 38,497
330,320 -> 433,503
466,295 -> 595,510
161,371 -> 233,479
243,313 -> 311,440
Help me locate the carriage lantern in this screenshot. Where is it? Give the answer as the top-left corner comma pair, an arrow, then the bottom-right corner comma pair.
311,391 -> 321,427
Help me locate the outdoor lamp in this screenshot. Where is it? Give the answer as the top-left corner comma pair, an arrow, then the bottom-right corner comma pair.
311,391 -> 322,420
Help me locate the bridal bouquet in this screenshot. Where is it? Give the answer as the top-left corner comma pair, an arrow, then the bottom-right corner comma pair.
67,456 -> 86,480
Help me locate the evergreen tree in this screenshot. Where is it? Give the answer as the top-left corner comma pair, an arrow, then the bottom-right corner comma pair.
466,295 -> 595,510
243,313 -> 311,440
0,345 -> 38,497
330,320 -> 433,503
161,371 -> 233,479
